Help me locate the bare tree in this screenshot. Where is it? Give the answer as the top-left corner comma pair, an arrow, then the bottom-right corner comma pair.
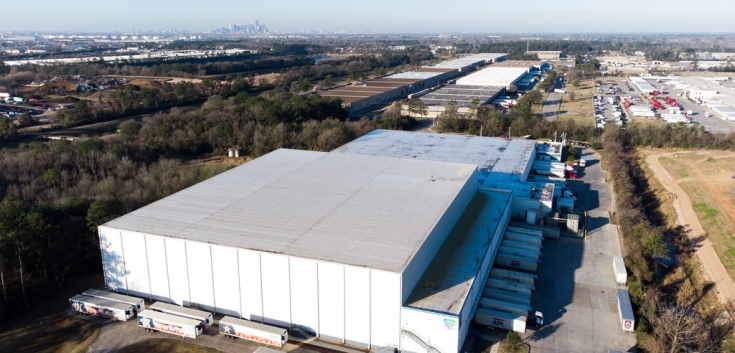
650,305 -> 718,353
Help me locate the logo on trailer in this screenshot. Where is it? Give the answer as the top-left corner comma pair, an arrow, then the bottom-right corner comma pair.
510,260 -> 521,268
624,320 -> 632,330
444,318 -> 456,330
492,317 -> 505,326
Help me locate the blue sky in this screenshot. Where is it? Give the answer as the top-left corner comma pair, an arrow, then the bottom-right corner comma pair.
3,0 -> 734,33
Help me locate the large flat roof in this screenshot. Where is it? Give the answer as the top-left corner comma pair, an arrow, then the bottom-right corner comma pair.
456,67 -> 529,87
404,187 -> 511,315
103,149 -> 477,273
420,85 -> 503,107
333,130 -> 535,183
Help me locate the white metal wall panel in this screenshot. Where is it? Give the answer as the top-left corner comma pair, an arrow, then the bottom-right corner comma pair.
318,262 -> 345,343
238,249 -> 263,321
98,226 -> 125,291
144,235 -> 170,302
371,271 -> 400,349
401,307 -> 459,353
120,231 -> 150,298
345,267 -> 370,348
211,245 -> 240,316
289,258 -> 319,336
186,241 -> 215,312
261,253 -> 292,327
164,238 -> 189,306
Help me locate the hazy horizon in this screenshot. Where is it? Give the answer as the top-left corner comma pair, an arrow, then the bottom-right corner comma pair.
2,0 -> 734,34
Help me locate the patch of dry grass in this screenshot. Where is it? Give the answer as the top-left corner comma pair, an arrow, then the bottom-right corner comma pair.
0,312 -> 100,353
117,339 -> 225,353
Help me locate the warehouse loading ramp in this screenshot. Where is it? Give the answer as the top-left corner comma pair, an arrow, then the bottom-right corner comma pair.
490,268 -> 537,286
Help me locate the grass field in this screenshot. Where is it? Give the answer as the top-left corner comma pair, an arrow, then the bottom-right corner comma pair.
556,78 -> 594,126
0,312 -> 100,353
659,151 -> 735,276
118,339 -> 224,353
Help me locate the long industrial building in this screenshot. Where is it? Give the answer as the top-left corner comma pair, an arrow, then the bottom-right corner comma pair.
99,130 -> 570,353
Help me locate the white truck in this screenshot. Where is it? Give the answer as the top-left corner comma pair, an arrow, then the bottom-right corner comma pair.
613,256 -> 627,285
579,157 -> 587,168
616,289 -> 635,332
69,294 -> 134,321
150,301 -> 214,328
479,297 -> 531,318
82,288 -> 144,314
219,316 -> 289,347
138,309 -> 203,338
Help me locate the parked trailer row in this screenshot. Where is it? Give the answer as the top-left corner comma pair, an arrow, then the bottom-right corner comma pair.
486,278 -> 535,292
504,232 -> 543,246
617,289 -> 635,332
474,308 -> 527,333
479,297 -> 531,318
501,239 -> 542,252
138,309 -> 204,338
69,294 -> 134,321
613,256 -> 627,285
150,301 -> 213,328
495,253 -> 539,272
482,288 -> 532,307
490,268 -> 537,286
82,288 -> 144,314
220,316 -> 289,347
498,245 -> 541,262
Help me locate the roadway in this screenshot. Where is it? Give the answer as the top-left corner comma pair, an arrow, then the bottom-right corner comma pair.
542,75 -> 565,121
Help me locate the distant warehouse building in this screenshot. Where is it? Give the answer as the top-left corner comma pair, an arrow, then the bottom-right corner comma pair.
99,130 -> 570,353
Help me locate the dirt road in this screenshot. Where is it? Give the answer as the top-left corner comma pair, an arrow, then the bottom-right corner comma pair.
645,151 -> 735,303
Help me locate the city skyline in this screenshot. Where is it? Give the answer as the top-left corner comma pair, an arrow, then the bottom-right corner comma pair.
2,0 -> 735,34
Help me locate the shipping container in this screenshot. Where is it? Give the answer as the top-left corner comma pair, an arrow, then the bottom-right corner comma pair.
138,309 -> 203,338
613,256 -> 627,285
82,288 -> 145,314
495,253 -> 538,272
490,268 -> 537,286
474,308 -> 526,333
150,301 -> 213,328
69,294 -> 134,321
616,289 -> 635,332
219,316 -> 289,347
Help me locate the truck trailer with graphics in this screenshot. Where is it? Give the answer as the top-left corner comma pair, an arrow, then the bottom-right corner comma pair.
69,294 -> 134,321
138,309 -> 203,338
219,316 -> 289,347
495,253 -> 539,272
82,288 -> 144,314
474,308 -> 527,333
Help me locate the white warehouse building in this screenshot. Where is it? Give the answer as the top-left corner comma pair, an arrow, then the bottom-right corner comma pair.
99,130 -> 564,353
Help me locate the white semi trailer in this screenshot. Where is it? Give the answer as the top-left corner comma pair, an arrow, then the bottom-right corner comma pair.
613,256 -> 627,285
482,288 -> 532,307
219,316 -> 289,347
69,294 -> 134,321
504,232 -> 543,246
138,309 -> 203,338
501,239 -> 542,252
495,253 -> 539,272
474,308 -> 527,333
617,289 -> 635,332
490,268 -> 537,286
507,226 -> 544,238
498,246 -> 541,261
82,288 -> 145,314
486,282 -> 533,297
479,297 -> 531,318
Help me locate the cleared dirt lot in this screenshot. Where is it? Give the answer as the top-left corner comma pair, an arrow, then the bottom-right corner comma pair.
646,150 -> 735,302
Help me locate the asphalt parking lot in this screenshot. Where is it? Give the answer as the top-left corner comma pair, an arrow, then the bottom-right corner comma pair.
522,148 -> 637,353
